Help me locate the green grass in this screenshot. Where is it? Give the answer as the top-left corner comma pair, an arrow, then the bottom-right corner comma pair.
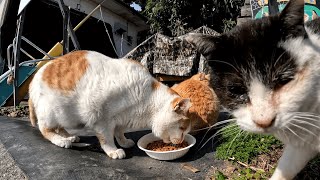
237,168 -> 275,180
212,123 -> 281,179
215,124 -> 281,163
214,171 -> 227,180
213,169 -> 274,180
213,123 -> 320,179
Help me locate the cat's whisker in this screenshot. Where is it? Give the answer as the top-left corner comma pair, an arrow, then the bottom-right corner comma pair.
196,126 -> 216,149
197,124 -> 238,150
292,112 -> 320,118
293,114 -> 320,121
290,118 -> 320,130
198,128 -> 240,151
218,126 -> 241,138
226,130 -> 244,154
279,129 -> 290,143
295,117 -> 320,123
207,59 -> 240,73
215,124 -> 240,138
198,123 -> 238,146
194,119 -> 237,147
207,125 -> 239,152
197,129 -> 222,151
287,121 -> 318,137
293,116 -> 320,125
192,119 -> 237,132
243,131 -> 250,141
285,126 -> 308,143
292,113 -> 320,119
283,130 -> 290,143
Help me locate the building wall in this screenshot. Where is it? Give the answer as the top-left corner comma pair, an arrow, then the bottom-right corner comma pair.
62,0 -> 144,57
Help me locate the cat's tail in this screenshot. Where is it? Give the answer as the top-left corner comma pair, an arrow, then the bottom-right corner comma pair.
28,98 -> 37,127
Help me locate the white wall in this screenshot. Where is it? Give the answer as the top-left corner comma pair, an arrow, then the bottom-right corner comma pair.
62,0 -> 143,57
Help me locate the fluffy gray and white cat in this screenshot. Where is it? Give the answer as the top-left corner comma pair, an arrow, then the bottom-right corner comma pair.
186,0 -> 320,179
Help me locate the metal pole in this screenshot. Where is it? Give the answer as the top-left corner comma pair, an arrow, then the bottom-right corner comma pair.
0,29 -> 4,75
58,0 -> 81,53
62,4 -> 69,54
21,36 -> 53,59
268,0 -> 279,15
13,9 -> 26,110
74,4 -> 101,31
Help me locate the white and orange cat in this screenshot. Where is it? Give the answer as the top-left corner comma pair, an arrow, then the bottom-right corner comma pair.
28,50 -> 191,159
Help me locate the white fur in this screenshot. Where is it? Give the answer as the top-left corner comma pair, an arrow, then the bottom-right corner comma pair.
29,51 -> 191,159
234,27 -> 320,179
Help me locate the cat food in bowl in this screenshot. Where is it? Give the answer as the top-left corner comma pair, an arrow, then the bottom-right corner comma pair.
138,133 -> 196,160
146,140 -> 189,151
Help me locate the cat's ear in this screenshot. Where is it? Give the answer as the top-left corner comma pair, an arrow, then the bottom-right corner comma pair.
279,0 -> 306,38
199,73 -> 210,81
185,33 -> 217,60
205,74 -> 211,81
199,73 -> 206,81
173,98 -> 191,115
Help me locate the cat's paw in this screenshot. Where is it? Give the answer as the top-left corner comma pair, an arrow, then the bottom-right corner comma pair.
68,136 -> 80,143
107,149 -> 126,159
119,139 -> 135,148
52,138 -> 72,148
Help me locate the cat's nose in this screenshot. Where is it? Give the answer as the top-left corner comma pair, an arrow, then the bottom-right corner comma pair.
254,117 -> 276,128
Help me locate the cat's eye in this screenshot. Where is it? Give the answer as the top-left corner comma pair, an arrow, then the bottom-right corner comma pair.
240,94 -> 249,101
275,77 -> 294,89
179,126 -> 186,131
228,85 -> 247,95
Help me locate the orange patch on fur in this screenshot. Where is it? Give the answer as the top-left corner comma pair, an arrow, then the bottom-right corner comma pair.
42,51 -> 88,94
168,88 -> 178,95
152,80 -> 161,90
28,98 -> 37,127
127,59 -> 143,66
127,59 -> 149,71
96,133 -> 106,145
171,97 -> 182,109
172,73 -> 220,131
42,127 -> 56,140
56,127 -> 72,138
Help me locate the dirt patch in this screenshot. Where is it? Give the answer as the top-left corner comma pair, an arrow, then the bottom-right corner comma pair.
209,146 -> 283,179
250,145 -> 283,172
209,145 -> 320,179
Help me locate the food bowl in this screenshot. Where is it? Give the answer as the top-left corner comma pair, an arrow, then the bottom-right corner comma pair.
137,133 -> 196,160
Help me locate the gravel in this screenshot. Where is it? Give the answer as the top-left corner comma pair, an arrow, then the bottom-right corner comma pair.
0,141 -> 28,180
0,105 -> 29,118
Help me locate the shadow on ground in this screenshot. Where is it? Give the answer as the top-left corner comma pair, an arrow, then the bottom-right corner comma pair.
0,112 -> 230,180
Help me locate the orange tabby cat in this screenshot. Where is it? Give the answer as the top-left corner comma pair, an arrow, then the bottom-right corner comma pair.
171,73 -> 220,132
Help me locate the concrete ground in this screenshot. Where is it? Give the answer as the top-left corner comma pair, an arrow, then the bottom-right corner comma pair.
0,141 -> 27,180
0,115 -> 229,180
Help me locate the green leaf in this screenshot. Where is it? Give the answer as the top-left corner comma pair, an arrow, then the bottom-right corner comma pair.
215,171 -> 227,180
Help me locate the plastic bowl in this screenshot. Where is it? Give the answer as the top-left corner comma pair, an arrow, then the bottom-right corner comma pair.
137,133 -> 196,160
